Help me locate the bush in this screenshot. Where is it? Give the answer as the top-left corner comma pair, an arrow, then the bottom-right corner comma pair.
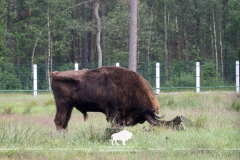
2,106 -> 15,114
0,69 -> 20,90
231,100 -> 240,111
164,73 -> 195,88
44,99 -> 55,107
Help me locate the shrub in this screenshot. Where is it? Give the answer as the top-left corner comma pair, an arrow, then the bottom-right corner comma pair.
22,101 -> 37,114
2,107 -> 15,114
44,99 -> 55,107
231,100 -> 240,111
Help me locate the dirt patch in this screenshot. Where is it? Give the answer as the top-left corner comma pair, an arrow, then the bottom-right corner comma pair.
0,114 -> 56,129
0,112 -> 107,130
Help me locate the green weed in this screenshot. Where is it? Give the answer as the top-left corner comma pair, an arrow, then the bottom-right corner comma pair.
44,98 -> 55,107
2,106 -> 15,114
231,100 -> 240,111
195,115 -> 207,129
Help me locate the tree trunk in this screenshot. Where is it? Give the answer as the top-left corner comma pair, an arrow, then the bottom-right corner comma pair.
82,2 -> 88,68
47,1 -> 51,90
7,0 -> 13,61
53,35 -> 57,64
128,0 -> 138,72
183,12 -> 189,61
164,0 -> 169,81
210,25 -> 214,59
89,2 -> 95,65
29,6 -> 32,26
95,1 -> 102,68
223,0 -> 228,79
175,16 -> 180,60
101,1 -> 106,65
71,29 -> 76,62
219,19 -> 224,78
195,2 -> 200,50
213,9 -> 218,77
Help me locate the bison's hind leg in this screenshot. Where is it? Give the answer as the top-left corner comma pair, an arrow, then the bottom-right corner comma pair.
111,140 -> 114,145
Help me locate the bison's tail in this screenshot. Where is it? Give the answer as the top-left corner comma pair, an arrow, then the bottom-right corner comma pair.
50,71 -> 78,82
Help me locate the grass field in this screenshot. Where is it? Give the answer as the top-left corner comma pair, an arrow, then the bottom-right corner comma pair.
0,92 -> 239,160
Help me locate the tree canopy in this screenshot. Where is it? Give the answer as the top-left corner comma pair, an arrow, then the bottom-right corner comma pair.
0,0 -> 239,65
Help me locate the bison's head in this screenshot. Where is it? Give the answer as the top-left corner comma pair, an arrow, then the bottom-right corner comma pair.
144,109 -> 165,126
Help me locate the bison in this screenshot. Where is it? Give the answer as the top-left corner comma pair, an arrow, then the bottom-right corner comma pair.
50,66 -> 166,131
110,130 -> 132,145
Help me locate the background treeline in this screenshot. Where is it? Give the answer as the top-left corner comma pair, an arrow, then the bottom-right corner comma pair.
0,0 -> 239,90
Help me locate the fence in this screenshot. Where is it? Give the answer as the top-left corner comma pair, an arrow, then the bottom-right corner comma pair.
0,61 -> 239,95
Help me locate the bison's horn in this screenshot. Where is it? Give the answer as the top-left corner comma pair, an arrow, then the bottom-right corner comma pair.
154,112 -> 165,119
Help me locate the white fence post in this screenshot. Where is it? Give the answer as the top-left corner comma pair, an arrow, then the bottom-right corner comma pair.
74,63 -> 78,70
33,64 -> 37,96
196,62 -> 200,93
116,63 -> 120,67
236,61 -> 239,93
156,62 -> 160,94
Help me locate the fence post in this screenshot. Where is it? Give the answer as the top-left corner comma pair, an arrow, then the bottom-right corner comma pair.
156,62 -> 160,94
33,64 -> 37,96
196,62 -> 200,93
236,61 -> 239,93
74,63 -> 78,70
116,63 -> 120,67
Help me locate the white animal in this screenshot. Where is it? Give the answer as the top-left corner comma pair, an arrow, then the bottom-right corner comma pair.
110,130 -> 132,145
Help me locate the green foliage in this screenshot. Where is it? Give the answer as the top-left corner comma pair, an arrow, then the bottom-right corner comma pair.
106,2 -> 163,62
222,0 -> 240,61
0,0 -> 239,65
0,64 -> 21,90
195,115 -> 207,129
201,61 -> 219,79
2,106 -> 15,114
43,98 -> 55,107
168,73 -> 195,87
22,106 -> 32,114
200,61 -> 232,87
231,100 -> 240,111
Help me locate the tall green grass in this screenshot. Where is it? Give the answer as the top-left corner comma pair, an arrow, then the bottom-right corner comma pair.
0,92 -> 239,159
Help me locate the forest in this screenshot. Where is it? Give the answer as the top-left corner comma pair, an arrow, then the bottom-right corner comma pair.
0,0 -> 240,90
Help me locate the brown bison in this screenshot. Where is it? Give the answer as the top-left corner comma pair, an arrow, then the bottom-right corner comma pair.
51,66 -> 165,131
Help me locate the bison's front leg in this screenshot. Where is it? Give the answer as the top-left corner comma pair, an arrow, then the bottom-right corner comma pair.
122,140 -> 126,145
54,100 -> 73,131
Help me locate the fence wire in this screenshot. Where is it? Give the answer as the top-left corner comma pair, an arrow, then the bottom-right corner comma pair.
0,61 -> 237,93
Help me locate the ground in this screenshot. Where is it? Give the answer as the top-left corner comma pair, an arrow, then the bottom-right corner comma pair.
0,92 -> 239,160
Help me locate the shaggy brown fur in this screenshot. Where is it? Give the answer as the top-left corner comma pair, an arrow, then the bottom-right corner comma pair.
51,66 -> 162,130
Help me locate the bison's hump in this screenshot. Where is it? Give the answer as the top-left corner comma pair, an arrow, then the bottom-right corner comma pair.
51,70 -> 87,82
